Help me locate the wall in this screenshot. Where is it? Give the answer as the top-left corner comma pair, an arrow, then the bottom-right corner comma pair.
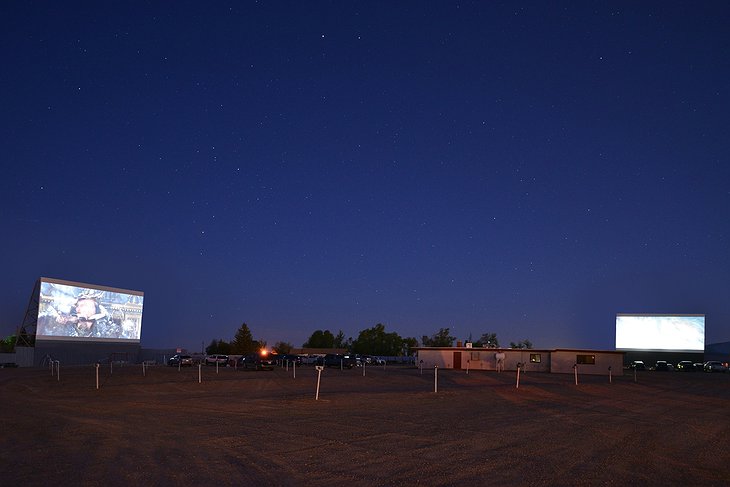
0,348 -> 34,367
416,348 -> 551,372
550,350 -> 624,375
34,340 -> 140,366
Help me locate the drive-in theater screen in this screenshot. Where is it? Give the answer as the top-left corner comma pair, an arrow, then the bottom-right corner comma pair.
37,278 -> 144,342
615,314 -> 705,352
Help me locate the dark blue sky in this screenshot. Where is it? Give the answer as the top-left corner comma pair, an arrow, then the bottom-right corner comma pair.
2,1 -> 728,352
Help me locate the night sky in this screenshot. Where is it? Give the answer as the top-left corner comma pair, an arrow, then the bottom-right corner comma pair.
2,2 -> 729,353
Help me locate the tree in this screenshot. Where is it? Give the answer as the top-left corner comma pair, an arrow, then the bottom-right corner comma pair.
476,332 -> 499,348
510,339 -> 533,349
333,330 -> 351,349
421,328 -> 455,347
352,323 -> 404,356
272,341 -> 292,354
206,338 -> 231,355
303,329 -> 335,348
230,322 -> 256,354
402,337 -> 419,355
0,334 -> 16,353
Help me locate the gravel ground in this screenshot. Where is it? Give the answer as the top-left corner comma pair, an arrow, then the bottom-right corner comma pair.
2,364 -> 729,486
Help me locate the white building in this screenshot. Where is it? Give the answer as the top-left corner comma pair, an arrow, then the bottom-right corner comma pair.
415,346 -> 624,375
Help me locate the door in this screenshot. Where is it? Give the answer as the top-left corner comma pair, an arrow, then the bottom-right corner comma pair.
453,351 -> 462,370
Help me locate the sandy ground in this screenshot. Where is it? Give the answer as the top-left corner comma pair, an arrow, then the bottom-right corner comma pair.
2,363 -> 729,486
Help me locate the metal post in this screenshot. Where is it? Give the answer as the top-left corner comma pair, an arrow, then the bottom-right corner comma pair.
56,360 -> 60,381
574,364 -> 578,385
110,360 -> 113,376
315,366 -> 324,400
608,366 -> 612,384
198,364 -> 202,383
434,365 -> 438,393
293,360 -> 296,379
216,361 -> 219,374
96,363 -> 99,390
363,361 -> 366,377
516,363 -> 521,389
466,360 -> 470,374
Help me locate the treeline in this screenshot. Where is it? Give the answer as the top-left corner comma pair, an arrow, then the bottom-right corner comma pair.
206,323 -> 533,356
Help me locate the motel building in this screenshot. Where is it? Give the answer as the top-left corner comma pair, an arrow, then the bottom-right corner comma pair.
415,345 -> 625,375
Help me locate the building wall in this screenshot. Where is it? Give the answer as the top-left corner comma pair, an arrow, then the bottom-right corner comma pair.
416,348 -> 621,374
34,340 -> 140,366
550,350 -> 624,375
416,348 -> 551,372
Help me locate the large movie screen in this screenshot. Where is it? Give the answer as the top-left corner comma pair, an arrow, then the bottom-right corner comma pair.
37,278 -> 143,342
615,314 -> 705,352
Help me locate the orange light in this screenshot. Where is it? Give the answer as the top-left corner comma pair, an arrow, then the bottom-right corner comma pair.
260,349 -> 268,356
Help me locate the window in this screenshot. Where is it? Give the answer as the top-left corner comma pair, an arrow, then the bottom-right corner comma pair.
470,352 -> 480,361
576,354 -> 595,365
529,354 -> 541,363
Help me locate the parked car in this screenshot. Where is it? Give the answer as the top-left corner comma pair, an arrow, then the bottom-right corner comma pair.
238,352 -> 275,370
278,354 -> 303,366
655,361 -> 669,371
321,353 -> 356,369
301,355 -> 321,365
168,354 -> 193,367
362,355 -> 386,365
630,360 -> 646,370
693,362 -> 705,371
704,361 -> 728,373
676,360 -> 695,371
205,354 -> 229,366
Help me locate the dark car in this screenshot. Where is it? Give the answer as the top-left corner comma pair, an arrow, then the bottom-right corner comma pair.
205,354 -> 229,366
168,354 -> 193,367
322,353 -> 356,369
676,360 -> 695,371
238,352 -> 276,370
704,361 -> 728,373
630,360 -> 646,370
278,354 -> 303,366
655,361 -> 669,371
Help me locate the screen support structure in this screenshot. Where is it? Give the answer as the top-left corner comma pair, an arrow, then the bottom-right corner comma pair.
14,279 -> 40,350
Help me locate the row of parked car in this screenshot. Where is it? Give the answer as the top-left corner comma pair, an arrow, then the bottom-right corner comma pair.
630,360 -> 728,372
167,352 -> 387,369
167,353 -> 277,369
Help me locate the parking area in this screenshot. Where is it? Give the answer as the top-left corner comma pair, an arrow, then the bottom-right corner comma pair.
2,365 -> 730,485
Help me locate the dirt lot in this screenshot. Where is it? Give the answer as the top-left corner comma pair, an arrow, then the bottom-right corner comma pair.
2,363 -> 729,486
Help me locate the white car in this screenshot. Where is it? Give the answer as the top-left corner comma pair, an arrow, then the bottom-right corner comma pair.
205,354 -> 229,366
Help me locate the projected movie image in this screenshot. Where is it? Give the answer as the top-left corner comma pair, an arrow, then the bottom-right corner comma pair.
615,314 -> 705,352
37,279 -> 143,342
